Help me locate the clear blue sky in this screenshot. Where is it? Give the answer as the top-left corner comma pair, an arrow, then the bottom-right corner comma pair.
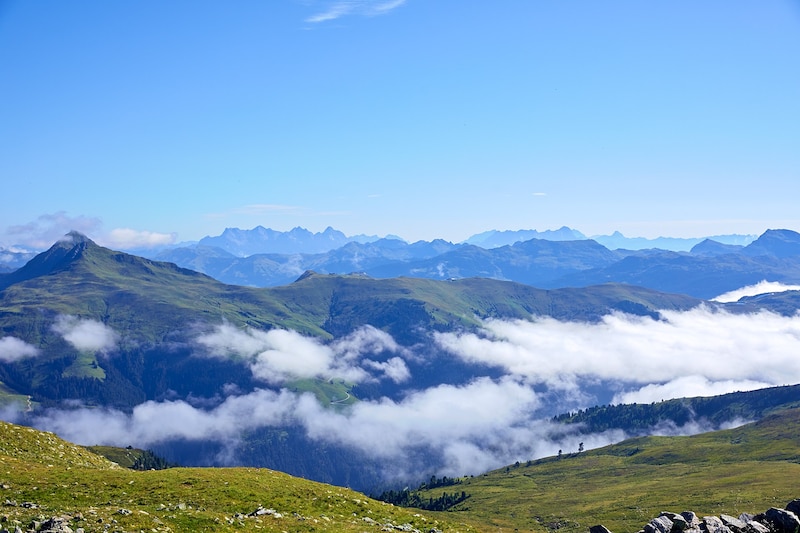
1,1 -> 799,249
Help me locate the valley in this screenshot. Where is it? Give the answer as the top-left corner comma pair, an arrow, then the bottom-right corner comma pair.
1,229 -> 800,532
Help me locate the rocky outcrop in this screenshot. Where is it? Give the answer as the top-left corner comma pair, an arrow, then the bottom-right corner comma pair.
592,500 -> 800,533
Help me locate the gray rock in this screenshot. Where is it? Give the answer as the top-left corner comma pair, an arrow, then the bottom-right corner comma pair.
662,512 -> 688,531
590,525 -> 614,533
764,508 -> 800,533
38,516 -> 74,533
744,521 -> 771,533
702,516 -> 733,533
645,515 -> 674,533
682,512 -> 701,529
721,514 -> 749,533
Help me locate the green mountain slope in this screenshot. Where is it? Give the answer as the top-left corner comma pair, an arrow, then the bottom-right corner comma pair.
410,407 -> 800,533
0,420 -> 478,533
0,232 -> 327,340
0,234 -> 701,406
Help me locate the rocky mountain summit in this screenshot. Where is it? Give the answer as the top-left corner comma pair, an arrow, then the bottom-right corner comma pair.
591,500 -> 800,533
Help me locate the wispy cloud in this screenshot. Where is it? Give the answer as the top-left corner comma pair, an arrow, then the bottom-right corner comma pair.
17,304 -> 800,485
52,316 -> 120,354
0,212 -> 177,251
712,280 -> 800,303
196,323 -> 408,385
0,336 -> 39,362
612,376 -> 772,405
99,228 -> 177,250
435,306 -> 800,398
305,0 -> 407,24
2,212 -> 102,249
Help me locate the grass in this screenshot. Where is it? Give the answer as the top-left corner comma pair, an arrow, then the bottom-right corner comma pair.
2,404 -> 800,533
412,407 -> 800,533
291,377 -> 357,407
0,420 -> 479,533
0,381 -> 29,410
61,352 -> 106,380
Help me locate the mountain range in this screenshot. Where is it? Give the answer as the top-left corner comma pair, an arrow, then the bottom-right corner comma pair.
2,230 -> 800,495
145,228 -> 800,299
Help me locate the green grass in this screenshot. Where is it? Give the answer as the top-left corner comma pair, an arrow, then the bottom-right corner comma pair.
0,420 -> 479,533
61,352 -> 106,380
3,404 -> 800,533
0,381 -> 30,410
291,377 -> 357,407
412,407 -> 800,533
84,445 -> 154,469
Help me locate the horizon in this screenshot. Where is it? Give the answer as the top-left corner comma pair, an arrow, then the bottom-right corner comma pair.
0,222 -> 774,253
2,1 -> 799,248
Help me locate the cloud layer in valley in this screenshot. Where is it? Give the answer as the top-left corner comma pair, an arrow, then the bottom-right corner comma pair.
197,323 -> 410,384
435,306 -> 800,403
17,305 -> 800,484
712,280 -> 800,303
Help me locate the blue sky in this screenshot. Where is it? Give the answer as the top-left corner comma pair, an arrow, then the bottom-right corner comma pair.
1,0 -> 799,249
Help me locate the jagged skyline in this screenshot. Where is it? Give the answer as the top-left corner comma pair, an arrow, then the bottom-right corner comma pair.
1,1 -> 798,248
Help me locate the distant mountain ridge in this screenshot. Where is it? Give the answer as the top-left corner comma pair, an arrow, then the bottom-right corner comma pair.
463,226 -> 588,247
0,233 -> 708,489
192,225 -> 758,256
198,225 -> 388,256
147,227 -> 800,298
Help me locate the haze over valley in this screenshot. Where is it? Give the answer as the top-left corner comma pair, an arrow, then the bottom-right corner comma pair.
2,227 -> 800,492
1,3 -> 798,529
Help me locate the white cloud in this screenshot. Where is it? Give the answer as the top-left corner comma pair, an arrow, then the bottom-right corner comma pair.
99,228 -> 177,250
362,356 -> 410,383
0,336 -> 39,362
295,376 -> 548,475
305,0 -> 406,23
435,307 -> 800,391
2,212 -> 102,249
196,323 -> 406,384
249,328 -> 370,384
52,316 -> 119,353
712,280 -> 800,303
33,388 -> 299,449
16,306 -> 800,484
612,376 -> 773,405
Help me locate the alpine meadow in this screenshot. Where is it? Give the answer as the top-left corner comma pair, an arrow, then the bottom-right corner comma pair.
2,2 -> 800,532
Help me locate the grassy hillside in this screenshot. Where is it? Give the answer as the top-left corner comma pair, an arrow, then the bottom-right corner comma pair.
269,272 -> 700,342
411,407 -> 800,533
4,410 -> 799,533
0,420 -> 478,533
0,235 -> 700,406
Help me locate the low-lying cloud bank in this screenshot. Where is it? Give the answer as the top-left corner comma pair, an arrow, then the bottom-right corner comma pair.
16,305 -> 800,484
435,306 -> 800,402
712,281 -> 800,303
197,323 -> 410,385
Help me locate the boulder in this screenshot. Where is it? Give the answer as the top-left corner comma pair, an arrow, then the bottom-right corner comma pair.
662,512 -> 688,531
702,516 -> 733,533
764,508 -> 800,533
721,514 -> 749,533
590,525 -> 614,533
645,515 -> 674,533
